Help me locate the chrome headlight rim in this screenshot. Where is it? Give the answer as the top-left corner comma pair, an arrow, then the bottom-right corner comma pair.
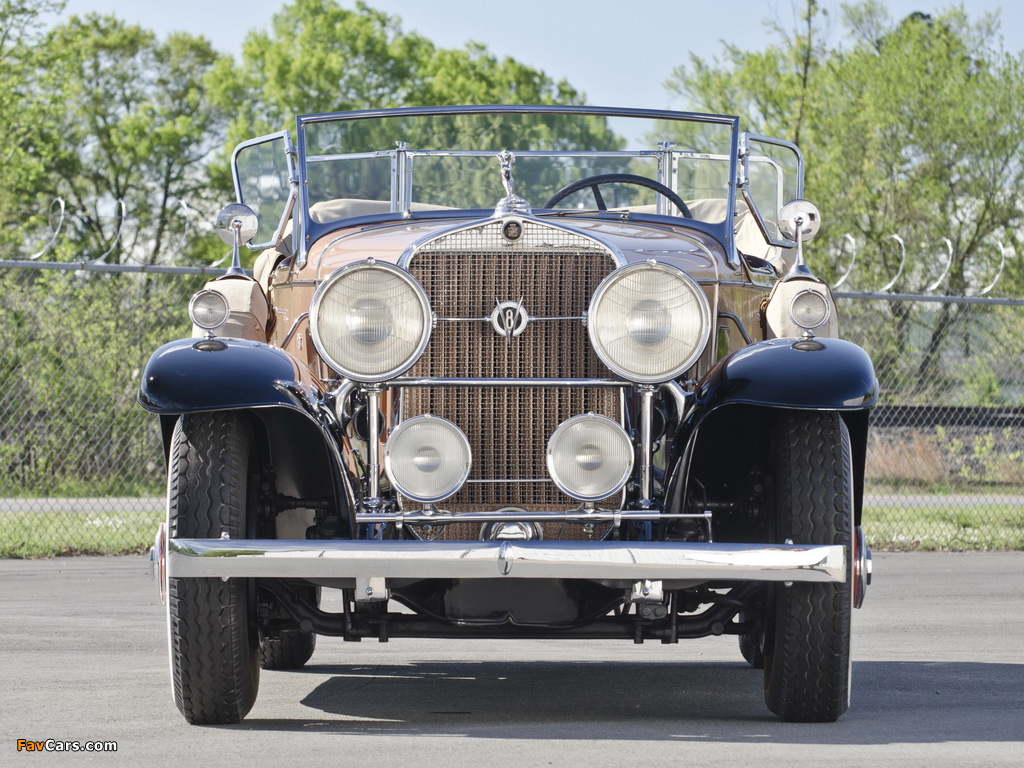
788,288 -> 831,331
384,414 -> 472,504
309,259 -> 432,384
546,413 -> 634,503
188,288 -> 230,332
587,260 -> 712,384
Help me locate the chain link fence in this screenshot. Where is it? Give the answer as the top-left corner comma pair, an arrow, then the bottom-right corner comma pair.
1,261 -> 1021,555
838,291 -> 1024,550
1,261 -> 211,556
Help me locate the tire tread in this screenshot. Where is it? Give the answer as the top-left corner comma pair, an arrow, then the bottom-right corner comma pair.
764,411 -> 852,722
168,413 -> 259,725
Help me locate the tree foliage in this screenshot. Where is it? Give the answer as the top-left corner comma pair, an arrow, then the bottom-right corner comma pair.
207,0 -> 588,145
0,0 -> 67,255
667,1 -> 1024,399
0,0 -> 592,264
42,14 -> 227,264
667,0 -> 1024,297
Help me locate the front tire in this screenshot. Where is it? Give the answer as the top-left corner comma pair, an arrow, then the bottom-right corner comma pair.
259,586 -> 319,670
260,631 -> 316,670
763,411 -> 853,722
167,412 -> 260,725
738,625 -> 765,669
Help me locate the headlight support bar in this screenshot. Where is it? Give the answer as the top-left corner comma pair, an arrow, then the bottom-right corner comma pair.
365,385 -> 383,508
638,384 -> 656,508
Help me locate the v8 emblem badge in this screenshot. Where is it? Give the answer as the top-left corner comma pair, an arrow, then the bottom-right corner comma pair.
490,298 -> 529,343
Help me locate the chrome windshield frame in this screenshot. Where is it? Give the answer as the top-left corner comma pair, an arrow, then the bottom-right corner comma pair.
230,130 -> 298,252
292,105 -> 743,267
739,132 -> 806,250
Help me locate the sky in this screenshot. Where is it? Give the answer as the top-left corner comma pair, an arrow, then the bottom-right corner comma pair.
60,0 -> 1024,112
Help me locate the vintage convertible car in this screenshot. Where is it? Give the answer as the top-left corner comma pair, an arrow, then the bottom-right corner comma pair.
141,105 -> 875,725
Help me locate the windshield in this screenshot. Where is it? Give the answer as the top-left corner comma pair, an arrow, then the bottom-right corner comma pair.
294,107 -> 740,224
230,107 -> 808,263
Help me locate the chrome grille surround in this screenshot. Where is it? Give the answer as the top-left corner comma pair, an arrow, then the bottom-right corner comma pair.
399,218 -> 626,538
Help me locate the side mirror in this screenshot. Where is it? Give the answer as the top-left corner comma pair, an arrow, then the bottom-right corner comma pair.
778,199 -> 821,242
215,203 -> 259,277
764,199 -> 837,339
778,200 -> 821,268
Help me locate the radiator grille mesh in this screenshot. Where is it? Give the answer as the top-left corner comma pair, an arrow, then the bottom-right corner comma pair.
401,219 -> 622,538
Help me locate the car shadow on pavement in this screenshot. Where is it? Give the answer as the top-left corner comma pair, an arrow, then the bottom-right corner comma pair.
235,659 -> 1023,742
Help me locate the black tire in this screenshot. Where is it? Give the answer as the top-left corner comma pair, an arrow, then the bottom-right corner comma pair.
259,584 -> 319,670
763,411 -> 853,722
167,412 -> 260,725
260,631 -> 316,670
739,627 -> 765,669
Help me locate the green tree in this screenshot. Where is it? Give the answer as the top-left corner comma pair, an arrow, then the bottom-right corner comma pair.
206,0 -> 618,224
813,5 -> 1024,293
1,9 -> 232,501
665,0 -> 827,146
42,14 -> 227,265
666,0 -> 1024,399
0,0 -> 67,257
667,1 -> 1024,288
208,0 -> 589,145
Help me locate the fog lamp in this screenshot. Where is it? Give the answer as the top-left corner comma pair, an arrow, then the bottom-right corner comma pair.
789,289 -> 830,330
546,414 -> 633,502
384,415 -> 471,503
189,289 -> 230,332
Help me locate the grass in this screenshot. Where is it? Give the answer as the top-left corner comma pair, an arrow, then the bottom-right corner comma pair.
1,502 -> 1021,558
0,508 -> 164,558
863,504 -> 1024,551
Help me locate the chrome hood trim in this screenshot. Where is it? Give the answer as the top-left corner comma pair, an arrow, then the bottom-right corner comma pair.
167,538 -> 845,583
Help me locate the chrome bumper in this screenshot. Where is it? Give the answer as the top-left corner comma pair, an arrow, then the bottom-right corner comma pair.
166,537 -> 846,583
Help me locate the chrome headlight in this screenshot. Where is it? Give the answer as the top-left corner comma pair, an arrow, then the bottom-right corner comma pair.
546,414 -> 633,502
189,289 -> 230,332
789,289 -> 830,330
763,272 -> 839,339
588,261 -> 711,383
384,415 -> 471,504
309,260 -> 431,383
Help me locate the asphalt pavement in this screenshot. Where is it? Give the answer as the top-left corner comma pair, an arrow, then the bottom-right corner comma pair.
1,552 -> 1022,767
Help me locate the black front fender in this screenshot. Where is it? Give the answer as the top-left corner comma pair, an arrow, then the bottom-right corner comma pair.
139,338 -> 355,529
696,337 -> 877,412
137,337 -> 315,415
666,337 -> 877,525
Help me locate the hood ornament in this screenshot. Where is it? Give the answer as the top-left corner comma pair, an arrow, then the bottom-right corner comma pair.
494,150 -> 532,216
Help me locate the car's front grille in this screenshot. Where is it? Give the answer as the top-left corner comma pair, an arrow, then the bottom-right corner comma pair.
402,219 -> 622,537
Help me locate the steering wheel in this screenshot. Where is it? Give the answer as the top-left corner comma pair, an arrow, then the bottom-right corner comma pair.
543,173 -> 692,218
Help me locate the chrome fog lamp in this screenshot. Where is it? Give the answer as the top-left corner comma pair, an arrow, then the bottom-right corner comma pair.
384,415 -> 471,503
546,414 -> 633,502
188,289 -> 230,332
310,260 -> 431,382
763,267 -> 839,340
588,261 -> 711,383
789,289 -> 830,331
